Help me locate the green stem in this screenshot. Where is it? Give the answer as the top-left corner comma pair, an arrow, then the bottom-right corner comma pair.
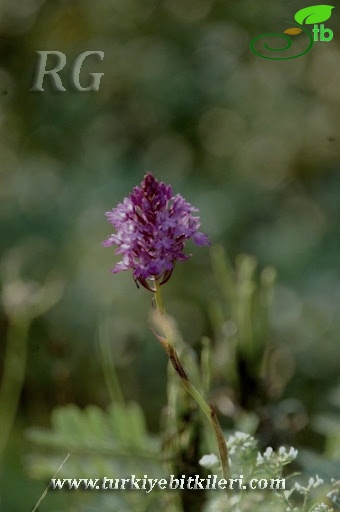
153,279 -> 165,314
302,491 -> 309,512
0,317 -> 30,459
153,279 -> 230,480
98,320 -> 125,405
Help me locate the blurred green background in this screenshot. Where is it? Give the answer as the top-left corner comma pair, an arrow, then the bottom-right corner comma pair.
0,0 -> 339,510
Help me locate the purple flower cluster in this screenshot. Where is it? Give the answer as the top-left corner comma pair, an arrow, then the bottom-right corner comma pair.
103,172 -> 210,289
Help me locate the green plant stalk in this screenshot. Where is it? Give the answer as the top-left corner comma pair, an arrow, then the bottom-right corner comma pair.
153,279 -> 230,480
0,317 -> 30,459
98,320 -> 125,405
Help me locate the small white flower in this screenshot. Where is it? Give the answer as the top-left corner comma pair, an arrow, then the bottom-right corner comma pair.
288,447 -> 298,459
313,502 -> 334,512
199,453 -> 219,468
263,446 -> 273,459
256,452 -> 264,464
229,445 -> 236,455
313,475 -> 324,488
284,488 -> 295,500
235,431 -> 247,440
294,482 -> 306,494
327,490 -> 338,503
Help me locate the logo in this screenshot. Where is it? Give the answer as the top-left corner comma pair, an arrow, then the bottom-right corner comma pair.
30,51 -> 105,92
250,5 -> 334,60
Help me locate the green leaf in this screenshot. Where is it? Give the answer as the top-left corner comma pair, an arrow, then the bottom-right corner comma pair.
26,403 -> 162,483
294,5 -> 334,25
126,402 -> 148,447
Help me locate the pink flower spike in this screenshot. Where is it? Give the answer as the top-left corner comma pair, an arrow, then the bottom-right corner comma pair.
102,172 -> 210,288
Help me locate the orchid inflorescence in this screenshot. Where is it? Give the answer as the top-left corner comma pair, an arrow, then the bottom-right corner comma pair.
102,172 -> 210,291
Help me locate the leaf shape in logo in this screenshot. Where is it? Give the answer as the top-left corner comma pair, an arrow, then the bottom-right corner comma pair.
294,5 -> 334,25
284,27 -> 303,35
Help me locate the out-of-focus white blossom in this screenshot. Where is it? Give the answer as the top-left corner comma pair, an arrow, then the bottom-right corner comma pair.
199,453 -> 219,468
